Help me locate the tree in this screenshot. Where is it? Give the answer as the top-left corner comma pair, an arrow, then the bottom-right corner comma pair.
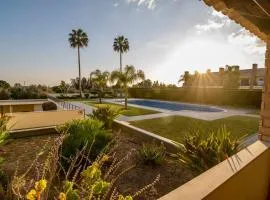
179,71 -> 192,87
223,65 -> 240,89
111,65 -> 145,109
0,80 -> 10,89
71,77 -> 91,92
59,81 -> 69,96
113,36 -> 129,72
90,70 -> 110,103
133,79 -> 152,88
68,29 -> 89,97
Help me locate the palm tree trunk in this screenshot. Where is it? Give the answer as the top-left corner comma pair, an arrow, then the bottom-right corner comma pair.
120,52 -> 122,72
78,47 -> 82,97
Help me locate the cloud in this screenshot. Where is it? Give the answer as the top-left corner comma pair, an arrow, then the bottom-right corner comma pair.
113,2 -> 119,7
127,0 -> 157,9
195,10 -> 231,33
228,28 -> 266,55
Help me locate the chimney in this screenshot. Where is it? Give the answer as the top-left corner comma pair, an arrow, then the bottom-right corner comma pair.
251,63 -> 258,89
219,67 -> 224,74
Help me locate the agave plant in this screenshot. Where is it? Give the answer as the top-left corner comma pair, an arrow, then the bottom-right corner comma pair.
177,126 -> 244,173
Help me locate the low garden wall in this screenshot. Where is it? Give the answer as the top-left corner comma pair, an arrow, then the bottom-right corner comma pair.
129,88 -> 262,108
113,120 -> 179,153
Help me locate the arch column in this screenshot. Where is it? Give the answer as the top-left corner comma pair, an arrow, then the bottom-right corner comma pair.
260,36 -> 270,141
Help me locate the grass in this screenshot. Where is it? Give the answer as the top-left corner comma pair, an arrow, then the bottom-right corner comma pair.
83,101 -> 160,116
130,115 -> 259,143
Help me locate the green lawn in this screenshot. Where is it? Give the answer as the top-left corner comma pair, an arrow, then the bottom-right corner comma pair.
130,115 -> 259,143
83,101 -> 160,116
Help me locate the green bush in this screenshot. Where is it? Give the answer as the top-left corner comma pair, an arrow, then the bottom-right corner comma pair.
58,119 -> 112,163
128,88 -> 262,108
90,106 -> 119,129
42,101 -> 57,111
139,142 -> 166,166
177,127 -> 242,173
0,89 -> 10,100
84,93 -> 90,99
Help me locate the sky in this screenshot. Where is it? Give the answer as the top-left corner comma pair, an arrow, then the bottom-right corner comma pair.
0,0 -> 266,86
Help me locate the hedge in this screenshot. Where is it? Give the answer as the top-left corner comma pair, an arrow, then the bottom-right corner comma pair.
128,88 -> 262,108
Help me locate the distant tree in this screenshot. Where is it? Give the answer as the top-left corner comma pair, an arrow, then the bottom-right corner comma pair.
179,71 -> 192,87
111,65 -> 145,109
0,89 -> 10,100
0,80 -> 10,89
71,77 -> 91,92
113,36 -> 129,72
223,65 -> 240,89
90,70 -> 110,103
59,81 -> 69,96
68,29 -> 89,97
133,79 -> 152,88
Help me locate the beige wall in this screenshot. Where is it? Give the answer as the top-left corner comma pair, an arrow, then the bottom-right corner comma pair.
2,104 -> 35,114
7,110 -> 84,130
159,141 -> 270,200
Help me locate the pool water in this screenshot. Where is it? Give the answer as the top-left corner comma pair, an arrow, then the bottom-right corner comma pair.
128,100 -> 223,112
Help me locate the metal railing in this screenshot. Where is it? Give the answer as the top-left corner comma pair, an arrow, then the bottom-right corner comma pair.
47,95 -> 85,118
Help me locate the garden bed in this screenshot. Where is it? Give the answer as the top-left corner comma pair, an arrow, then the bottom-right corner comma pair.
0,132 -> 194,199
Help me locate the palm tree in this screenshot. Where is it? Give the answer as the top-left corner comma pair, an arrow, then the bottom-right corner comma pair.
179,71 -> 191,87
68,29 -> 89,97
90,70 -> 110,104
113,36 -> 129,72
111,65 -> 145,109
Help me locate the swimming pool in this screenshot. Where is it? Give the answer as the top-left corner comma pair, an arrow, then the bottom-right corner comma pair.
128,100 -> 223,112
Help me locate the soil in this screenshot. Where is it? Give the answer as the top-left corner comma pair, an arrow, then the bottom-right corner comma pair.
0,135 -> 57,177
0,133 -> 195,200
111,134 -> 195,199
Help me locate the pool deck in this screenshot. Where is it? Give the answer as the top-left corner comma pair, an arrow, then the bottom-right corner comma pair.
70,99 -> 259,122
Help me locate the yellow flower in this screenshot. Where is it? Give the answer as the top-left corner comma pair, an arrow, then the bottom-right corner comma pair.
35,179 -> 47,192
26,189 -> 37,200
58,192 -> 66,200
101,154 -> 109,162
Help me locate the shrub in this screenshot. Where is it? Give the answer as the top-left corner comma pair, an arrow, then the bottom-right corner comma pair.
57,119 -> 112,164
84,93 -> 90,99
139,142 -> 166,166
128,88 -> 262,108
42,102 -> 57,111
89,106 -> 120,129
0,89 -> 10,100
176,127 -> 243,173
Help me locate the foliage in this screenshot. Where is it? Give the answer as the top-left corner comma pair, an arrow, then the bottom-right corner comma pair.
0,117 -> 9,198
84,93 -> 90,99
132,79 -> 152,88
42,102 -> 57,111
68,28 -> 89,97
176,127 -> 242,173
222,65 -> 240,89
10,134 -> 160,200
10,85 -> 47,99
90,106 -> 120,129
90,70 -> 110,103
59,81 -> 70,95
111,65 -> 145,109
0,80 -> 10,89
139,142 -> 166,166
0,88 -> 10,100
71,77 -> 92,92
57,119 -> 112,164
128,88 -> 262,108
113,35 -> 130,72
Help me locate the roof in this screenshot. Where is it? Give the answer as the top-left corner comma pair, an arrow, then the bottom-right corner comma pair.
203,0 -> 270,41
0,99 -> 48,106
